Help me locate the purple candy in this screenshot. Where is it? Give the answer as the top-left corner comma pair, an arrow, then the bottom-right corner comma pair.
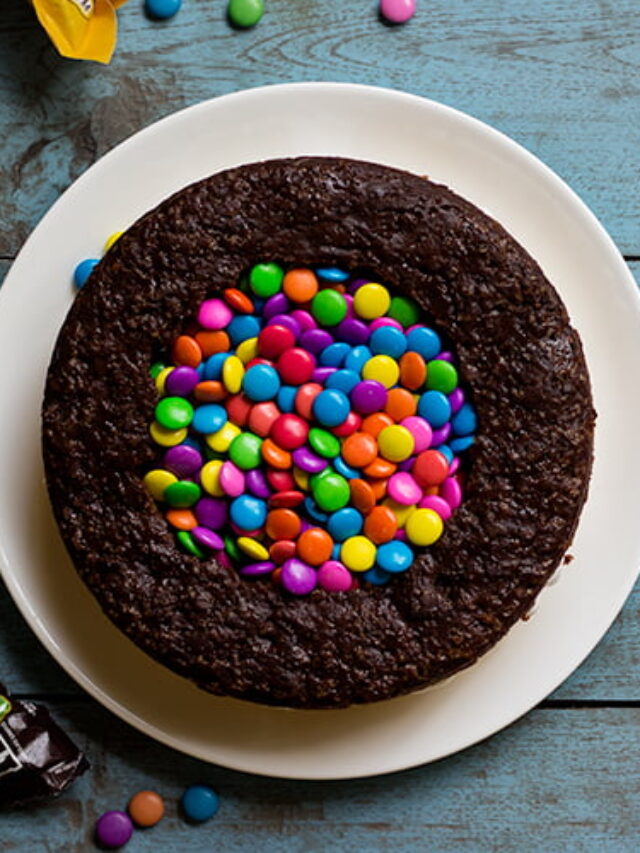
216,549 -> 233,569
246,468 -> 272,498
440,476 -> 463,509
292,445 -> 329,473
437,351 -> 454,363
369,317 -> 403,332
192,526 -> 224,550
165,365 -> 200,396
95,811 -> 133,849
299,328 -> 334,354
418,495 -> 453,520
239,561 -> 276,576
448,388 -> 465,415
195,497 -> 228,530
299,518 -> 313,533
335,318 -> 370,345
448,456 -> 461,475
281,558 -> 317,595
430,422 -> 452,445
267,314 -> 301,338
164,444 -> 203,478
313,366 -> 337,383
350,380 -> 387,414
347,278 -> 368,294
290,309 -> 317,331
263,293 -> 290,319
397,457 -> 415,472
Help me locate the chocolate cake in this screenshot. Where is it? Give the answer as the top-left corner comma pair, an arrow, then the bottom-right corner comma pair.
42,157 -> 595,708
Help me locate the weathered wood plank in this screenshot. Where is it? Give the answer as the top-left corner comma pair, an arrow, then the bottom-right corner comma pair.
2,702 -> 640,851
0,0 -> 638,257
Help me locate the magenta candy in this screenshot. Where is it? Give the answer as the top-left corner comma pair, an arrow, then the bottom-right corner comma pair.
437,350 -> 454,362
418,494 -> 453,520
240,561 -> 276,576
448,387 -> 465,415
430,422 -> 452,445
165,365 -> 200,396
440,476 -> 463,509
369,317 -> 403,332
216,549 -> 233,569
219,460 -> 245,497
387,472 -> 423,505
380,0 -> 416,24
164,444 -> 203,478
266,314 -> 301,338
336,318 -> 370,345
192,526 -> 224,550
245,468 -> 272,498
195,497 -> 228,529
263,293 -> 290,319
290,309 -> 317,331
292,445 -> 329,473
448,456 -> 461,475
230,522 -> 262,537
343,293 -> 355,319
350,380 -> 387,414
317,560 -> 352,592
95,811 -> 134,849
281,558 -> 317,595
299,328 -> 334,354
197,298 -> 233,330
394,528 -> 408,541
400,415 -> 432,452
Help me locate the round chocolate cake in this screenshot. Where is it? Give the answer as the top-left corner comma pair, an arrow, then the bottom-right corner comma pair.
42,157 -> 595,708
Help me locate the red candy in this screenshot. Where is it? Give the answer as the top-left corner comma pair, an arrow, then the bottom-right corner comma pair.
413,449 -> 450,487
268,490 -> 305,509
248,402 -> 280,437
270,414 -> 309,450
295,383 -> 323,419
269,540 -> 297,564
332,410 -> 362,437
266,468 -> 295,491
277,348 -> 316,385
226,393 -> 252,426
258,325 -> 296,359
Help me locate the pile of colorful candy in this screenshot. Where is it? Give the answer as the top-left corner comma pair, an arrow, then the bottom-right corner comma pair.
142,263 -> 477,594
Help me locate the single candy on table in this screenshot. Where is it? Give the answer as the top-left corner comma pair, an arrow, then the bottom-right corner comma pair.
128,789 -> 165,827
94,811 -> 134,849
228,0 -> 265,28
146,0 -> 182,19
181,785 -> 220,822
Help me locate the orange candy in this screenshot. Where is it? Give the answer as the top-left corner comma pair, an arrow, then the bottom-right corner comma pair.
261,438 -> 292,470
128,790 -> 165,828
363,457 -> 397,479
399,351 -> 427,390
341,431 -> 378,468
283,268 -> 319,303
361,412 -> 394,438
349,478 -> 376,514
165,509 -> 197,530
366,478 -> 388,501
172,335 -> 202,367
266,508 -> 301,540
297,527 -> 333,565
223,288 -> 254,314
385,387 -> 417,422
363,505 -> 398,544
194,381 -> 227,403
195,330 -> 231,358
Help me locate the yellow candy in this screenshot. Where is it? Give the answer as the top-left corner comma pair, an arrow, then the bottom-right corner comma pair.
200,460 -> 224,496
382,498 -> 417,527
353,283 -> 391,320
149,421 -> 187,448
103,231 -> 123,253
222,355 -> 244,393
143,469 -> 177,501
293,466 -> 310,491
237,537 -> 270,561
341,536 -> 377,572
377,425 -> 415,462
205,421 -> 241,453
236,337 -> 258,364
154,366 -> 173,394
405,508 -> 444,546
362,355 -> 400,389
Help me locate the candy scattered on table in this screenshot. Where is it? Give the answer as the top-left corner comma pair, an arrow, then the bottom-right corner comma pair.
181,784 -> 220,822
136,262 -> 477,594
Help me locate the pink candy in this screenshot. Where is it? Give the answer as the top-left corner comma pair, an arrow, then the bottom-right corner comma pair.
400,415 -> 432,452
418,495 -> 453,521
197,298 -> 233,330
387,472 -> 422,505
317,560 -> 353,592
440,476 -> 463,509
379,0 -> 416,25
220,461 -> 245,497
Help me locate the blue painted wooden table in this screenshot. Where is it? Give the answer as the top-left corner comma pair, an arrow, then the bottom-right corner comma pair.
1,1 -> 639,849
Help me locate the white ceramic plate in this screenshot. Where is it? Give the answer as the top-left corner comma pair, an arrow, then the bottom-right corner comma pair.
1,83 -> 639,780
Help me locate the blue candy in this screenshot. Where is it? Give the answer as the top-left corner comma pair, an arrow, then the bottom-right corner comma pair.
312,389 -> 350,427
376,541 -> 414,573
315,266 -> 349,282
418,390 -> 452,428
328,507 -> 364,542
230,495 -> 267,530
406,326 -> 441,361
304,496 -> 329,523
369,326 -> 407,359
345,345 -> 372,374
333,455 -> 360,480
435,444 -> 454,464
277,385 -> 297,413
243,364 -> 280,401
362,566 -> 392,585
203,352 -> 229,381
227,314 -> 261,346
319,342 -> 350,367
326,369 -> 360,394
452,402 -> 477,436
191,404 -> 226,434
73,258 -> 99,290
180,785 -> 219,823
331,543 -> 341,560
450,435 -> 475,453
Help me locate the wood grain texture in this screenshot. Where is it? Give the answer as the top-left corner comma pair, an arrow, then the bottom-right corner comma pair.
0,1 -> 638,257
3,702 -> 640,851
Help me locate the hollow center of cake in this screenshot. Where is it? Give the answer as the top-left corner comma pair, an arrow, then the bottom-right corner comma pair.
144,263 -> 477,595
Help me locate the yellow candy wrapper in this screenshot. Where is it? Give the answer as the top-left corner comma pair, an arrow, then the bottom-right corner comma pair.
31,0 -> 129,64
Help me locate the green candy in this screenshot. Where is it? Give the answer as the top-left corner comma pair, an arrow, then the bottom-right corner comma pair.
311,289 -> 348,326
149,361 -> 166,379
177,530 -> 205,558
224,534 -> 243,563
249,262 -> 283,297
165,480 -> 201,508
311,469 -> 350,512
426,359 -> 458,394
229,432 -> 263,469
388,295 -> 420,327
0,694 -> 12,723
155,396 -> 194,430
308,427 -> 341,459
228,0 -> 264,28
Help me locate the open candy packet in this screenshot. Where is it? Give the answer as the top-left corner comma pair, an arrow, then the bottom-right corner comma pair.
31,0 -> 130,63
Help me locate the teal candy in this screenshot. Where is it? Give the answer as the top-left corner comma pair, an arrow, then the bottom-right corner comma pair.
376,540 -> 414,573
328,507 -> 364,541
